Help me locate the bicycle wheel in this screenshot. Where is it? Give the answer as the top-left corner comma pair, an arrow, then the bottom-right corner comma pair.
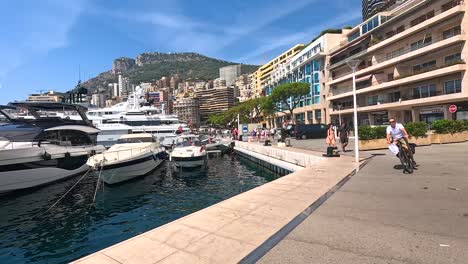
401,149 -> 413,174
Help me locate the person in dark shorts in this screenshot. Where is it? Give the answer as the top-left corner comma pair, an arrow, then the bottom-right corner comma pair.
338,122 -> 349,152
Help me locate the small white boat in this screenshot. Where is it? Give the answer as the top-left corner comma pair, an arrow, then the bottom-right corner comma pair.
169,135 -> 207,168
87,133 -> 166,184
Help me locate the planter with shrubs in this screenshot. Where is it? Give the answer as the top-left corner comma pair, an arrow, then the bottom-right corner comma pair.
430,119 -> 468,144
358,125 -> 389,150
358,122 -> 430,150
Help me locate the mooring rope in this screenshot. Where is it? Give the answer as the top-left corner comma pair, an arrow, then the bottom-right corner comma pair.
92,162 -> 104,204
35,167 -> 93,218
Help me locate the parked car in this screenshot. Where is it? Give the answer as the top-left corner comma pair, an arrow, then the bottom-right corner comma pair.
287,124 -> 328,139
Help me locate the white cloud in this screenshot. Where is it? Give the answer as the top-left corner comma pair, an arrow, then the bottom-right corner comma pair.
236,8 -> 362,63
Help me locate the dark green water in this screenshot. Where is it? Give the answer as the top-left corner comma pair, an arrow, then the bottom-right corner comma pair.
0,156 -> 281,264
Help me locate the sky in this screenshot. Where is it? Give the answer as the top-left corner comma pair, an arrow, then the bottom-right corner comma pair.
0,0 -> 362,104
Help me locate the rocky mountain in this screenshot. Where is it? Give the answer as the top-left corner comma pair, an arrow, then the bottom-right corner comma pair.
79,52 -> 259,93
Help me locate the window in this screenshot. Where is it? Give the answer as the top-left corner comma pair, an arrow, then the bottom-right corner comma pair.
413,60 -> 436,74
307,111 -> 313,120
348,30 -> 360,42
410,35 -> 432,51
388,73 -> 394,81
444,79 -> 462,94
443,26 -> 461,39
445,53 -> 461,65
368,95 -> 379,106
386,30 -> 395,38
386,47 -> 404,60
305,64 -> 311,75
410,10 -> 435,27
396,25 -> 405,33
313,60 -> 320,71
313,84 -> 320,94
363,16 -> 379,33
388,91 -> 401,102
442,0 -> 461,11
413,84 -> 437,99
315,109 -> 322,120
313,96 -> 320,104
313,73 -> 319,83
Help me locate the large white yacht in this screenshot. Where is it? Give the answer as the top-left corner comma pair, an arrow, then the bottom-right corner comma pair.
87,86 -> 189,147
0,102 -> 106,194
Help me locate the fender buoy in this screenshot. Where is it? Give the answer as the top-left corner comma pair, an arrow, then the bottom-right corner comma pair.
64,152 -> 71,159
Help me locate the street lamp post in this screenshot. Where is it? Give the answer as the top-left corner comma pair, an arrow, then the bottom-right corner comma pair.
337,104 -> 342,126
347,59 -> 361,168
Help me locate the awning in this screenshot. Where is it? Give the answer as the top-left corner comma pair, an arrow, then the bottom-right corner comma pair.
355,74 -> 373,83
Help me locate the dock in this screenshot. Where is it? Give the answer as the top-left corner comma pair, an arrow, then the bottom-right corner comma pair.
73,142 -> 357,264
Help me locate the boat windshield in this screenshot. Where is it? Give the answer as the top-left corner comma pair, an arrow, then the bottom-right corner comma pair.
117,137 -> 154,144
176,137 -> 201,147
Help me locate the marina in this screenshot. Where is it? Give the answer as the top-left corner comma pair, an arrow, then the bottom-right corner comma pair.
0,155 -> 281,264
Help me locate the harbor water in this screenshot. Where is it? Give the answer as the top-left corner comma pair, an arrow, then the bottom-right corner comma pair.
0,155 -> 282,264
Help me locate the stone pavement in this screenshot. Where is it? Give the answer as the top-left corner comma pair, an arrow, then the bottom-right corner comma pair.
72,144 -> 357,264
259,142 -> 468,264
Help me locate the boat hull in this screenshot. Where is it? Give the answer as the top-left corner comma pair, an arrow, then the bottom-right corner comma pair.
100,154 -> 163,184
0,162 -> 90,194
170,155 -> 206,168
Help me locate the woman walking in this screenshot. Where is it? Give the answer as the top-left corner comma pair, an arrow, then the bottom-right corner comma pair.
338,122 -> 350,152
325,123 -> 336,147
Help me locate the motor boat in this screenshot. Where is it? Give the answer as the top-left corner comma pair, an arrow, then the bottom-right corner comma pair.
86,133 -> 166,184
0,102 -> 106,194
169,135 -> 207,168
199,135 -> 223,151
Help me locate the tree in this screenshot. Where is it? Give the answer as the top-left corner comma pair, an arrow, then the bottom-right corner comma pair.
267,82 -> 310,123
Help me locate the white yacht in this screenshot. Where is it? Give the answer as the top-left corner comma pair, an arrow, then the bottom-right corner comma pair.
169,135 -> 207,168
87,133 -> 165,184
0,102 -> 106,194
87,86 -> 189,147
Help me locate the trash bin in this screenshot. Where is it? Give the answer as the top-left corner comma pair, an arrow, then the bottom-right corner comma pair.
285,138 -> 291,147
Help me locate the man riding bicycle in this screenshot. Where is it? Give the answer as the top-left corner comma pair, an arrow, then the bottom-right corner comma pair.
386,118 -> 410,156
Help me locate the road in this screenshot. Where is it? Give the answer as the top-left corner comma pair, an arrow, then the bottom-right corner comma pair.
259,142 -> 468,264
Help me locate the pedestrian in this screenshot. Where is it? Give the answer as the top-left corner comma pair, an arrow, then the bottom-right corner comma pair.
233,127 -> 238,140
338,122 -> 349,152
325,123 -> 336,147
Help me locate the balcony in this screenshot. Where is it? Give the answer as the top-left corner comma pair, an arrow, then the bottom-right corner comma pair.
328,1 -> 465,73
328,62 -> 465,101
330,90 -> 466,115
328,33 -> 465,85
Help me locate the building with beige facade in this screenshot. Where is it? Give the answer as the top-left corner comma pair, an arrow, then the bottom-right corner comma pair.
173,97 -> 200,127
256,44 -> 305,96
195,87 -> 235,122
26,90 -> 65,102
327,0 -> 468,126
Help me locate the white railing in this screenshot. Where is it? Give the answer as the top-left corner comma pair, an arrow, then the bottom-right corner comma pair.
90,145 -> 154,165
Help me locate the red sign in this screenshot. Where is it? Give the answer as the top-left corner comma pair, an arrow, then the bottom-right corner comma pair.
449,104 -> 457,113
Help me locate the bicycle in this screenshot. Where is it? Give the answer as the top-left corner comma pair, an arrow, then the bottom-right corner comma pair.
395,138 -> 417,174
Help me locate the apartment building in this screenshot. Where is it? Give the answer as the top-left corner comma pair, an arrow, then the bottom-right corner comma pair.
195,87 -> 235,122
264,32 -> 346,127
327,0 -> 468,126
257,44 -> 305,94
173,98 -> 200,127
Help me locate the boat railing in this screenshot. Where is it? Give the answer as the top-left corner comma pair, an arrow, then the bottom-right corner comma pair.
91,145 -> 155,165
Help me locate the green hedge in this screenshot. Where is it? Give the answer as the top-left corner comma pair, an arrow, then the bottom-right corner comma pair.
405,122 -> 428,137
359,122 -> 430,140
358,126 -> 387,140
432,119 -> 468,134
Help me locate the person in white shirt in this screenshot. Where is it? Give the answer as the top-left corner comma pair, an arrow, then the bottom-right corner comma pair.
386,118 -> 410,156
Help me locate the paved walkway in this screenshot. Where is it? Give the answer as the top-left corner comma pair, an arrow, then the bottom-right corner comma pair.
260,142 -> 468,264
72,145 -> 356,264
